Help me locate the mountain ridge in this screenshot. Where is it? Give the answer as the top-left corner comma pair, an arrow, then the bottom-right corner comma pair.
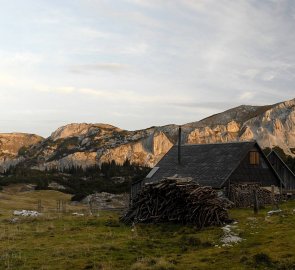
0,98 -> 294,171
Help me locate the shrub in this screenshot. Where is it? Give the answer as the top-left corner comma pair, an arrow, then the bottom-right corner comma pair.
71,193 -> 87,201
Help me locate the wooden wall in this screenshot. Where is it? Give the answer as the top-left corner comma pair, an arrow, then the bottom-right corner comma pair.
268,152 -> 295,190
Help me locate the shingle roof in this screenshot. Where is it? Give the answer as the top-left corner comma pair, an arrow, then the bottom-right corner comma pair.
148,141 -> 257,188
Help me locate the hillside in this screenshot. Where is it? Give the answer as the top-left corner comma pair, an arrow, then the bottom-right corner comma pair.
0,98 -> 294,171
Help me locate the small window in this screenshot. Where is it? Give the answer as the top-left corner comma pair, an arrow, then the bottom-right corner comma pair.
249,151 -> 259,165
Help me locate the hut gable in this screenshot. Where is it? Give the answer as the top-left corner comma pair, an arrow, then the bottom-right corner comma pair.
227,145 -> 281,187
267,151 -> 295,190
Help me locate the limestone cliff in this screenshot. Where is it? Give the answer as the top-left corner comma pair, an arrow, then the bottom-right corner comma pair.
184,99 -> 295,156
99,131 -> 174,167
240,99 -> 295,155
21,123 -> 175,170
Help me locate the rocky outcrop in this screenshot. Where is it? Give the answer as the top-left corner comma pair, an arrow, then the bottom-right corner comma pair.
21,122 -> 175,170
35,152 -> 98,171
50,123 -> 121,141
0,133 -> 43,156
239,99 -> 295,155
187,123 -> 239,144
0,156 -> 25,173
0,133 -> 43,172
100,131 -> 174,167
186,99 -> 295,156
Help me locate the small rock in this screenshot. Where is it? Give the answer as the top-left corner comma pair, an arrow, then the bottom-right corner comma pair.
267,209 -> 282,216
13,210 -> 42,217
220,224 -> 243,245
72,212 -> 84,216
10,217 -> 19,223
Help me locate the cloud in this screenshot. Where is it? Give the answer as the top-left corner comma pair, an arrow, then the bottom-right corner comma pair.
261,71 -> 276,81
181,0 -> 208,12
0,51 -> 43,67
31,85 -> 192,106
0,74 -> 18,87
121,42 -> 149,55
239,92 -> 255,101
77,87 -> 191,104
126,0 -> 158,8
55,87 -> 76,94
69,63 -> 128,74
77,27 -> 112,39
1,0 -> 295,135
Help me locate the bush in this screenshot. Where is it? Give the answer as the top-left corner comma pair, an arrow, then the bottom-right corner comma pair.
18,146 -> 28,156
35,178 -> 49,190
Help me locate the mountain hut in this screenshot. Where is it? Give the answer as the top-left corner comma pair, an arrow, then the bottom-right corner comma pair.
131,141 -> 284,201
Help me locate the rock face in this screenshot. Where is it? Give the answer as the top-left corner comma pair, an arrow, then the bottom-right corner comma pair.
26,124 -> 175,170
239,99 -> 295,156
0,133 -> 43,172
0,133 -> 43,156
50,123 -> 121,141
1,98 -> 295,171
99,131 -> 174,167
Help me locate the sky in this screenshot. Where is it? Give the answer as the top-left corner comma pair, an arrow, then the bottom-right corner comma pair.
0,0 -> 295,137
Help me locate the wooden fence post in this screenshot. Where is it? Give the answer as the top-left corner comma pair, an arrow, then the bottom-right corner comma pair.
56,200 -> 60,213
62,200 -> 66,213
271,185 -> 275,210
37,200 -> 42,213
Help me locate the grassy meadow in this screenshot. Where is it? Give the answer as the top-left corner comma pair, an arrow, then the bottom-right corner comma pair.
0,185 -> 294,270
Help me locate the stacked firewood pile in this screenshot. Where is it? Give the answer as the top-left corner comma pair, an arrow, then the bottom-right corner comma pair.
121,178 -> 230,228
229,184 -> 277,208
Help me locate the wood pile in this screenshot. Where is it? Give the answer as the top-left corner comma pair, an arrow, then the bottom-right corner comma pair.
121,178 -> 230,228
229,184 -> 277,208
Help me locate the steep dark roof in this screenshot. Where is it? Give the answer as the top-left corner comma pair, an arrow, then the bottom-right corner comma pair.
148,141 -> 258,188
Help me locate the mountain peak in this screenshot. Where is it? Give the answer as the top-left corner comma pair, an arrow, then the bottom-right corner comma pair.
50,123 -> 122,141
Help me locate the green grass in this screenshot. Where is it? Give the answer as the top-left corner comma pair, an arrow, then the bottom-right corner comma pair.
0,185 -> 295,269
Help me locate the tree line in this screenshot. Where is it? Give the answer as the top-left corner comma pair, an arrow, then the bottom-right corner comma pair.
0,160 -> 151,200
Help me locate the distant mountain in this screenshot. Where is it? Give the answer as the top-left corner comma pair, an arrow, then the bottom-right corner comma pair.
0,98 -> 294,171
